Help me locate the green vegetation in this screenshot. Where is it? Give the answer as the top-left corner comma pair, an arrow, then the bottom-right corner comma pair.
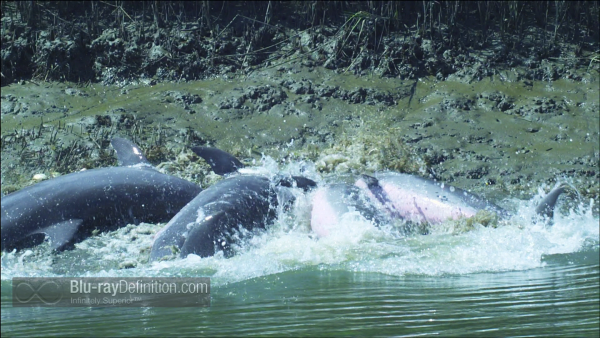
1,1 -> 598,83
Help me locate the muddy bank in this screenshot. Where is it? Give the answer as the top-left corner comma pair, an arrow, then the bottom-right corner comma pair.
1,1 -> 599,213
2,2 -> 598,85
2,66 -> 598,209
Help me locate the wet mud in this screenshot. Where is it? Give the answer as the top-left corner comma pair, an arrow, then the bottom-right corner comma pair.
1,1 -> 598,213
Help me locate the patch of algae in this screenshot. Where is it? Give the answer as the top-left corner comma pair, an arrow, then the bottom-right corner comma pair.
296,112 -> 428,175
429,210 -> 501,235
154,148 -> 226,188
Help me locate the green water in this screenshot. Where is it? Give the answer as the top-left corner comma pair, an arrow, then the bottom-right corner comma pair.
2,250 -> 598,337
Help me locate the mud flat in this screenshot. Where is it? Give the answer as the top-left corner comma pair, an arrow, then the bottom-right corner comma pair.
1,1 -> 598,211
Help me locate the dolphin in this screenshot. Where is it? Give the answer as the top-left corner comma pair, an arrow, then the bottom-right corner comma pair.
1,137 -> 202,252
150,147 -> 316,260
310,183 -> 391,237
311,172 -> 568,237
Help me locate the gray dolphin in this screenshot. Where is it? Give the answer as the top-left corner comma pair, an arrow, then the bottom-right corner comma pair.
150,147 -> 316,260
1,138 -> 202,252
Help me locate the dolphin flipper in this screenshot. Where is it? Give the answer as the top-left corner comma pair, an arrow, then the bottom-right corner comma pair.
535,185 -> 568,219
181,210 -> 229,258
29,219 -> 84,250
111,137 -> 151,166
191,147 -> 244,175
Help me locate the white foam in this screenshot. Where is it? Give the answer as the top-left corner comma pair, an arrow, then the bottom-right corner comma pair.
2,162 -> 598,286
142,192 -> 599,284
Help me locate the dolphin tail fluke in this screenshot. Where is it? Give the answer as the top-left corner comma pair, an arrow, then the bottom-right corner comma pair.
111,137 -> 151,166
191,147 -> 244,175
534,184 -> 569,219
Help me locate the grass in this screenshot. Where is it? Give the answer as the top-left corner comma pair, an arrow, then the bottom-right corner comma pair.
1,1 -> 597,84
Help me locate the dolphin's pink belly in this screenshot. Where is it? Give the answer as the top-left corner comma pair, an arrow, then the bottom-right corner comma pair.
311,175 -> 482,238
310,187 -> 338,237
379,182 -> 478,223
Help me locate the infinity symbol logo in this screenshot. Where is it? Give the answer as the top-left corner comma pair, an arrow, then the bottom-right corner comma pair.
13,280 -> 63,305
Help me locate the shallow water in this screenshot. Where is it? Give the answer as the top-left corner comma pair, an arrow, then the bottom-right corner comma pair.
2,253 -> 598,336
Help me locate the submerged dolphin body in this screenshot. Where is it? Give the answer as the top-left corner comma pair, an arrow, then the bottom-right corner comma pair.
150,147 -> 316,260
1,138 -> 202,252
311,172 -> 568,237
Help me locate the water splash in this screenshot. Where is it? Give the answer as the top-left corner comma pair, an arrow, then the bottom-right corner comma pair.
2,160 -> 598,286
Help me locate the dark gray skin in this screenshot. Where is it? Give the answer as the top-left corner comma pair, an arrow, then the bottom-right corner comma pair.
1,138 -> 202,252
151,175 -> 277,259
150,147 -> 316,260
534,185 -> 567,219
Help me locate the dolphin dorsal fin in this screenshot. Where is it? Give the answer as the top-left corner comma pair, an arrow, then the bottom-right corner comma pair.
535,184 -> 568,219
111,137 -> 151,166
191,147 -> 244,175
